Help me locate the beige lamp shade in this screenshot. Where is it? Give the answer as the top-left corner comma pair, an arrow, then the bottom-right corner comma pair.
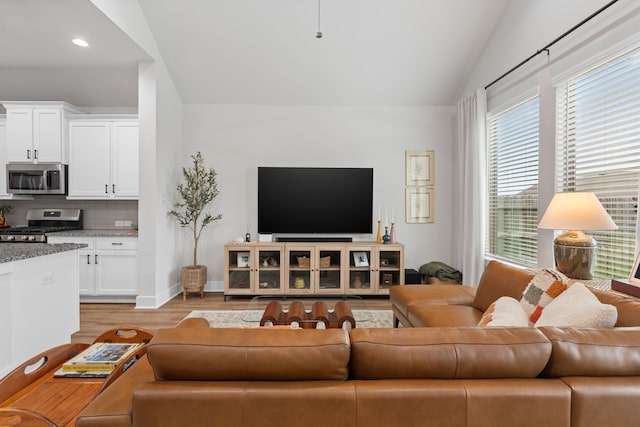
538,192 -> 617,231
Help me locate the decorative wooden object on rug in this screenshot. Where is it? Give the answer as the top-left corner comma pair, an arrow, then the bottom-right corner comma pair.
260,300 -> 356,329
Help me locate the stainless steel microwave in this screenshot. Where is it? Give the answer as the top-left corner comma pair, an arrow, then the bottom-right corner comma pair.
6,163 -> 68,195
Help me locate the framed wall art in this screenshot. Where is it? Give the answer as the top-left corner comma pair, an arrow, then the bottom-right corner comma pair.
405,187 -> 434,223
405,150 -> 434,186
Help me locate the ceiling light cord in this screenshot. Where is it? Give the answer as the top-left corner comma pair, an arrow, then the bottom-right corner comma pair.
316,0 -> 323,38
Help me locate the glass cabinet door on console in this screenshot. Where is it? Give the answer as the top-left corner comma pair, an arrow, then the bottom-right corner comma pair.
346,247 -> 374,295
225,245 -> 254,295
285,246 -> 314,294
255,245 -> 284,294
224,243 -> 285,296
375,246 -> 404,294
315,247 -> 344,294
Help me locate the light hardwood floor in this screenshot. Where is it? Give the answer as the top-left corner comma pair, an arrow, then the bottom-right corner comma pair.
72,292 -> 392,343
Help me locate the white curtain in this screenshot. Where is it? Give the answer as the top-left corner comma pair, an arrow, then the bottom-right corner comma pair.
453,88 -> 487,287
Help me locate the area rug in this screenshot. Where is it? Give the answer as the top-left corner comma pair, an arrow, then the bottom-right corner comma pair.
184,310 -> 393,329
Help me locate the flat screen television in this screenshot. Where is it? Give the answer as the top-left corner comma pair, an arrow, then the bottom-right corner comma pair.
258,167 -> 373,235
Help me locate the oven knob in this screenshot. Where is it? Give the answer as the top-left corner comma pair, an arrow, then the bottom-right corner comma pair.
27,236 -> 36,241
7,235 -> 15,241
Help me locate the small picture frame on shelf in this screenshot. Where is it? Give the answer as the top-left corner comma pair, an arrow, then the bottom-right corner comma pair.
237,252 -> 250,268
629,252 -> 640,285
382,273 -> 393,286
353,252 -> 369,267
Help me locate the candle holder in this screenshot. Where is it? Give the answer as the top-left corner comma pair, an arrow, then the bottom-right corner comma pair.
390,222 -> 396,243
376,220 -> 382,243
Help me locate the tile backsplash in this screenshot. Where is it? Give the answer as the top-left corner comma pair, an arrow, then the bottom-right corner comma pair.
1,196 -> 138,229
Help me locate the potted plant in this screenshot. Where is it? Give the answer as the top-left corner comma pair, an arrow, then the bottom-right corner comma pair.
169,152 -> 222,300
0,204 -> 11,227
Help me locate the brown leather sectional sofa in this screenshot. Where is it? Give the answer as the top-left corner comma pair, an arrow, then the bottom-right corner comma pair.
390,260 -> 640,328
76,307 -> 640,426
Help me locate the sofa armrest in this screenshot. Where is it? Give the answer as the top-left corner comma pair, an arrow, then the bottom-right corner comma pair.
76,355 -> 155,427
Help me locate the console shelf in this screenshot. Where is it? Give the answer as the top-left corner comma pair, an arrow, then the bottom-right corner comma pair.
224,242 -> 404,299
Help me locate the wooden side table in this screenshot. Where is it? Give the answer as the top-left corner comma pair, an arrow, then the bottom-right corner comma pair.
0,326 -> 152,427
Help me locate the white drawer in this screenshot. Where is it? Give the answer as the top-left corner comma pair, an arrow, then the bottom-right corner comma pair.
95,238 -> 138,250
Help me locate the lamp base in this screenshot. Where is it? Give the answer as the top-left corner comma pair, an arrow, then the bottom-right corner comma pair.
553,230 -> 596,280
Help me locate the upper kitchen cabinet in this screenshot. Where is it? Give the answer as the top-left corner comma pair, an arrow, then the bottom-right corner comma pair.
68,119 -> 138,200
2,102 -> 85,164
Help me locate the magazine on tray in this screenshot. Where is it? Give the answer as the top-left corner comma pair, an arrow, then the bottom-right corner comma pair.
62,342 -> 142,372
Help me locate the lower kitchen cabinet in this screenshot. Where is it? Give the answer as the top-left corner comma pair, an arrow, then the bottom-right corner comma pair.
48,236 -> 138,302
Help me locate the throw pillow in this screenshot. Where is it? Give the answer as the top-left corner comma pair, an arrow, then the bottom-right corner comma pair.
478,296 -> 530,327
520,269 -> 568,323
535,282 -> 618,328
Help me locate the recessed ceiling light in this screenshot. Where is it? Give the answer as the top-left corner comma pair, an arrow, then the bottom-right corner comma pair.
72,38 -> 89,47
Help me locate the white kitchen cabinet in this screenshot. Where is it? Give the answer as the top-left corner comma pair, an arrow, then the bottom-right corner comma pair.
0,118 -> 6,196
68,120 -> 138,199
48,236 -> 138,302
2,102 -> 84,164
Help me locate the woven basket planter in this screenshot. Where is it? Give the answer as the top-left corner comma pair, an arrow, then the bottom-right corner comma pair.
181,265 -> 207,300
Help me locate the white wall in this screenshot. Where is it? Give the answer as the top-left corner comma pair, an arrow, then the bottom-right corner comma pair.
461,0 -> 618,98
91,0 -> 184,308
180,104 -> 456,288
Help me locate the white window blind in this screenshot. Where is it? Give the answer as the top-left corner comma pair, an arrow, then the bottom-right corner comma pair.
556,47 -> 640,279
487,97 -> 540,266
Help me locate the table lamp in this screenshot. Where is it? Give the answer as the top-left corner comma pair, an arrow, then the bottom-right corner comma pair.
538,192 -> 617,280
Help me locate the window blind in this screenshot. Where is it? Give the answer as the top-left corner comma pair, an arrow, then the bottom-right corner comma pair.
556,47 -> 640,279
487,97 -> 540,266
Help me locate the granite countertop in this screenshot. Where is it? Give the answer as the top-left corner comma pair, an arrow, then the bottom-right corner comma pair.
47,229 -> 139,238
0,243 -> 87,264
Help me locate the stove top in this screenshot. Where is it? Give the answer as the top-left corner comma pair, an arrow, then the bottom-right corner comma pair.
0,208 -> 82,243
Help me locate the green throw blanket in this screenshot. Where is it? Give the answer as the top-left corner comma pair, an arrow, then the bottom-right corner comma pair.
419,261 -> 462,283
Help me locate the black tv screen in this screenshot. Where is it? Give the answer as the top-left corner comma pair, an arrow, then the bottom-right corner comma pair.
258,167 -> 373,234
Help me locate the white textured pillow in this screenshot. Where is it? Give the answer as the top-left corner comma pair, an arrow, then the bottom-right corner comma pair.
478,296 -> 530,327
535,282 -> 617,328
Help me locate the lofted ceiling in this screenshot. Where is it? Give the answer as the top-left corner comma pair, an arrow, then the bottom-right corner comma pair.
0,0 -> 510,108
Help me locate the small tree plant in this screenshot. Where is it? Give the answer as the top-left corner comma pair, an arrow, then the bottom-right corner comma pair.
168,152 -> 222,268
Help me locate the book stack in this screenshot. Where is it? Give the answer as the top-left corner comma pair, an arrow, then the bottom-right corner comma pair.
54,342 -> 142,378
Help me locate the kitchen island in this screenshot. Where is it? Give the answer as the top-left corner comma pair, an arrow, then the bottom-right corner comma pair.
0,243 -> 85,377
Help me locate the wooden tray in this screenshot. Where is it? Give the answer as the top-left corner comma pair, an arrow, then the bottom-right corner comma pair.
0,326 -> 153,427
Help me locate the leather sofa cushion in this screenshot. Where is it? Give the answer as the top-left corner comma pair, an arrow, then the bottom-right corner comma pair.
147,328 -> 350,381
540,327 -> 640,377
131,381 -> 357,427
557,377 -> 640,427
408,304 -> 483,327
472,261 -> 535,312
390,285 -> 476,319
349,327 -> 551,379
